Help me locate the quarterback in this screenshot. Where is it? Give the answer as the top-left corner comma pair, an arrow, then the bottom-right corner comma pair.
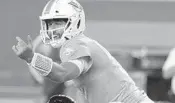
12,0 -> 154,103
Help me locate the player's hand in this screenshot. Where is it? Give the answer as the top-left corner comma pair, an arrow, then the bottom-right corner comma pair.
12,35 -> 34,63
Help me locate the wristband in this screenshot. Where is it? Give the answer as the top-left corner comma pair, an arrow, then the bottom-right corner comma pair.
31,53 -> 53,76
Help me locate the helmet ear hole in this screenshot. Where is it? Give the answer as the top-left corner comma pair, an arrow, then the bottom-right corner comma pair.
77,20 -> 81,29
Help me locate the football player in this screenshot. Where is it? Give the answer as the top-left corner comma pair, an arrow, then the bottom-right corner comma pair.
12,0 -> 154,103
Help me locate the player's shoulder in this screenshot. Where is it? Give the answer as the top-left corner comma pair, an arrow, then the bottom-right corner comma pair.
61,35 -> 93,50
66,35 -> 92,45
60,35 -> 92,62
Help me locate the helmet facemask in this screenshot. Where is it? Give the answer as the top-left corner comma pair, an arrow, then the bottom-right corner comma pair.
40,18 -> 70,48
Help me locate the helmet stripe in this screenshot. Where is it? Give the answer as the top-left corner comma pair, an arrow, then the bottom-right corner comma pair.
68,0 -> 82,12
44,0 -> 56,15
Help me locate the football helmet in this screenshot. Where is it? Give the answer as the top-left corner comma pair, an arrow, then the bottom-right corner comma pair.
40,0 -> 85,48
47,95 -> 75,103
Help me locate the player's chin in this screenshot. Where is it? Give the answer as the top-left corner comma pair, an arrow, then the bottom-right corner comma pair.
50,42 -> 61,48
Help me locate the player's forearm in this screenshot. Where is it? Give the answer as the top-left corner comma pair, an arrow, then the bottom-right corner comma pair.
29,53 -> 80,83
46,62 -> 68,83
46,62 -> 80,83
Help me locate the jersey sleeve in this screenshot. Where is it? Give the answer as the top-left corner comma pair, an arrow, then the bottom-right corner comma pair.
68,57 -> 92,74
60,39 -> 93,74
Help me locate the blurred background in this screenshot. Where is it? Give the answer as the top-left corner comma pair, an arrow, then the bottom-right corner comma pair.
2,0 -> 175,103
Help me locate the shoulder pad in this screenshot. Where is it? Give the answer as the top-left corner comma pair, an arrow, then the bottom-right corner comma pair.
60,39 -> 91,62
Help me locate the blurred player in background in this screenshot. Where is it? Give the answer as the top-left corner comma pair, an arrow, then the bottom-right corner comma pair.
12,0 -> 154,103
162,48 -> 175,102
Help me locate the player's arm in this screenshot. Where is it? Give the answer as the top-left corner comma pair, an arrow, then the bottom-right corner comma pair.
30,51 -> 92,83
162,48 -> 175,79
46,56 -> 91,82
31,39 -> 92,83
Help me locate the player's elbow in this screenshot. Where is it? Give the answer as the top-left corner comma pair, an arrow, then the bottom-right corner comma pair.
60,62 -> 81,81
46,62 -> 81,83
46,70 -> 68,83
48,75 -> 66,83
46,72 -> 67,83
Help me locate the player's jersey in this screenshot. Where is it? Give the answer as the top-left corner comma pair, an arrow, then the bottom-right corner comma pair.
60,35 -> 146,103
